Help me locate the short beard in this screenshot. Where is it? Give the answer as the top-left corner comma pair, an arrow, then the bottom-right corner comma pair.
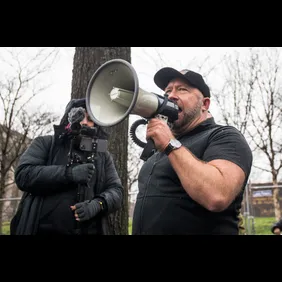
172,100 -> 202,136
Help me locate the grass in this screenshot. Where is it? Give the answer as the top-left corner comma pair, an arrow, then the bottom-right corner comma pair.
252,217 -> 276,235
1,222 -> 10,235
128,217 -> 132,235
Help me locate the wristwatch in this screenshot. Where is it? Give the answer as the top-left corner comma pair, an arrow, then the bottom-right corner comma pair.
164,139 -> 182,156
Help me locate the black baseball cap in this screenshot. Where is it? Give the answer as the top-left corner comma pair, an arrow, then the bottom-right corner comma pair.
154,67 -> 210,98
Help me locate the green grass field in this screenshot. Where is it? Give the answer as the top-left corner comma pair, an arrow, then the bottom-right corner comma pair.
1,222 -> 10,235
252,217 -> 276,235
1,217 -> 278,235
128,218 -> 132,235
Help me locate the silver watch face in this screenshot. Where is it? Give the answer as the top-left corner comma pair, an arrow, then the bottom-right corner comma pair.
170,139 -> 182,148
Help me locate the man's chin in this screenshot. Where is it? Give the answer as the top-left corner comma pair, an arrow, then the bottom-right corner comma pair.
171,120 -> 183,132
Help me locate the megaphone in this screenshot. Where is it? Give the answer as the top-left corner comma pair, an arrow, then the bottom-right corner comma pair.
85,59 -> 179,160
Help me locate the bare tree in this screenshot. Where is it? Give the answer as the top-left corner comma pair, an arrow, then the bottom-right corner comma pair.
212,49 -> 257,134
214,47 -> 282,220
127,139 -> 142,196
0,47 -> 60,233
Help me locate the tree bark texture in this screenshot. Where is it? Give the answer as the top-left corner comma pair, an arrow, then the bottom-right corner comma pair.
71,47 -> 131,234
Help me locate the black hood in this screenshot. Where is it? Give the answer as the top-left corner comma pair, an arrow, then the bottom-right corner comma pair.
60,98 -> 86,126
54,98 -> 108,140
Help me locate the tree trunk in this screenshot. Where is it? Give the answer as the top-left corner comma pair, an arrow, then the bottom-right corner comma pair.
71,47 -> 130,235
272,180 -> 281,221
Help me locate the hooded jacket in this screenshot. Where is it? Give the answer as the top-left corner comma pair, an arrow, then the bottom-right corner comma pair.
13,98 -> 124,235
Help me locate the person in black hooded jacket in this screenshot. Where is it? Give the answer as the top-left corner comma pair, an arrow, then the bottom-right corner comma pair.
12,98 -> 124,235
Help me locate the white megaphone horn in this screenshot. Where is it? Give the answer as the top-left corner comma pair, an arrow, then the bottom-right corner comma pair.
85,59 -> 179,160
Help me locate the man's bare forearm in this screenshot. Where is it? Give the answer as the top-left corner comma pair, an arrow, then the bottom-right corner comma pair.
168,146 -> 244,212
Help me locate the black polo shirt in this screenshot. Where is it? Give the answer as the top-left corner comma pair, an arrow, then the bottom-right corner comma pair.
132,117 -> 253,235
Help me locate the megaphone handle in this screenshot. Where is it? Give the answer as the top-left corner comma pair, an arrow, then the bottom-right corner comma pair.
140,138 -> 155,161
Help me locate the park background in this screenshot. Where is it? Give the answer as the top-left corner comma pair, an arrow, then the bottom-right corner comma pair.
1,47 -> 281,235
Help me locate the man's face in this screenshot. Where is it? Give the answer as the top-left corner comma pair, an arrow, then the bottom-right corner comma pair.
164,78 -> 210,131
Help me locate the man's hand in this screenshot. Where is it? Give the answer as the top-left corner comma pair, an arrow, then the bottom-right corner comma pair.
146,118 -> 174,151
67,163 -> 95,184
273,227 -> 281,235
70,199 -> 102,222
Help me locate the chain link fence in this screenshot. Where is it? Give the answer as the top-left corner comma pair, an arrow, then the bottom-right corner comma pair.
241,183 -> 282,235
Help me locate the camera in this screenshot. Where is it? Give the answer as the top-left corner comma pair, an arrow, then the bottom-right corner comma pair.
71,123 -> 108,154
67,106 -> 107,160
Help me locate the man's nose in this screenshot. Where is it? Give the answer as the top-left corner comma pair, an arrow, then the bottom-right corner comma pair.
167,90 -> 179,102
80,116 -> 88,125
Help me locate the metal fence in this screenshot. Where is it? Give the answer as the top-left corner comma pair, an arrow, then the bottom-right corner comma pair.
241,183 -> 282,235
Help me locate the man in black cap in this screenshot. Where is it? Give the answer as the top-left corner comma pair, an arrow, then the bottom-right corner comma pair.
132,67 -> 253,235
11,98 -> 123,235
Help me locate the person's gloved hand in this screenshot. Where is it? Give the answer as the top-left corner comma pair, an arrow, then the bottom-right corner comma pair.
66,163 -> 95,184
70,199 -> 102,222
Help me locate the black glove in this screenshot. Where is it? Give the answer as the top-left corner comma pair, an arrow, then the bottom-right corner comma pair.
74,199 -> 102,222
66,163 -> 95,184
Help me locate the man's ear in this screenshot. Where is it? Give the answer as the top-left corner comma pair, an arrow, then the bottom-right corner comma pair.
202,98 -> 210,111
